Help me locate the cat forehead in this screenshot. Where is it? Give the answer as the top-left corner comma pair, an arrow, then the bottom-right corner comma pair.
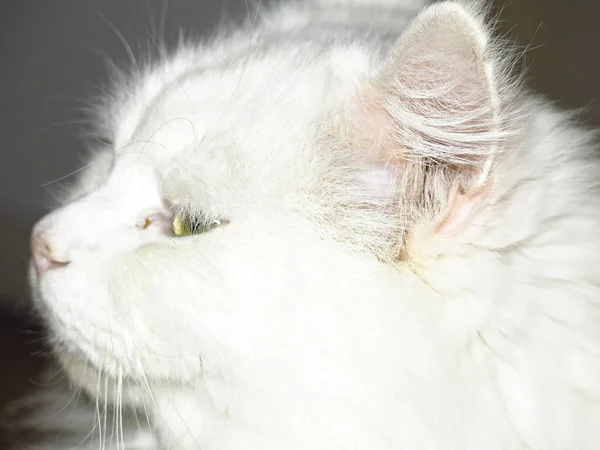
111,45 -> 372,170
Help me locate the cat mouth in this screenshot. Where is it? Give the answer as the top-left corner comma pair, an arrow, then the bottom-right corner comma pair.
27,262 -> 138,390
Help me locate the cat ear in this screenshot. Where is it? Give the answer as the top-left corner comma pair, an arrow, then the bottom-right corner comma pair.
344,1 -> 514,235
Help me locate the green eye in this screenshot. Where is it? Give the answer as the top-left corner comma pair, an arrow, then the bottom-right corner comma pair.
172,214 -> 223,236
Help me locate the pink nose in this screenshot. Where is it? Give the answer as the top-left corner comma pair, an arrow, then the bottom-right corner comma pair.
31,232 -> 70,275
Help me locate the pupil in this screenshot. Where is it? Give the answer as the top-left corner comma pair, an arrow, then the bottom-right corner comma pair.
189,220 -> 202,233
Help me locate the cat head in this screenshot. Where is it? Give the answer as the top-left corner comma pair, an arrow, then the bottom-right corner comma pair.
30,1 -> 520,393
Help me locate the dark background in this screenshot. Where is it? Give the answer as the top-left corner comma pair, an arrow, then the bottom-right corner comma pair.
1,0 -> 599,440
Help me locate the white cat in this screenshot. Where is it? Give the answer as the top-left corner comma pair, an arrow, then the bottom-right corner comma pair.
13,0 -> 600,448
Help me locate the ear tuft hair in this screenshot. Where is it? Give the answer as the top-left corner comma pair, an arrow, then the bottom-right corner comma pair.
334,0 -> 524,244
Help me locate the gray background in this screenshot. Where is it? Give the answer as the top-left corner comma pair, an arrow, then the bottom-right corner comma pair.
0,0 -> 599,440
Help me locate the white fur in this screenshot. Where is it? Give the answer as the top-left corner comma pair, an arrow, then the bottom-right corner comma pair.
11,0 -> 600,449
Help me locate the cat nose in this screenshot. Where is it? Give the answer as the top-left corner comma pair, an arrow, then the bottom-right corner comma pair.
31,231 -> 71,275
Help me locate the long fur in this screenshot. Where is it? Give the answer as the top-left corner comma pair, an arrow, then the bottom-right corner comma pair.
8,0 -> 600,449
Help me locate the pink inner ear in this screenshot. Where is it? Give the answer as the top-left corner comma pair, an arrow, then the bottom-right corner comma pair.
338,87 -> 408,194
435,185 -> 491,236
351,89 -> 397,154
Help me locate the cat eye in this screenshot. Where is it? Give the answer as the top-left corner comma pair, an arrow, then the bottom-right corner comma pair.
171,214 -> 224,236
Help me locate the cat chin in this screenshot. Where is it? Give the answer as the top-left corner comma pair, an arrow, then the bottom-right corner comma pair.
54,348 -> 153,409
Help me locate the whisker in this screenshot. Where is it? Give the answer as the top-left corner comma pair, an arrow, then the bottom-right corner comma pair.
118,369 -> 125,450
158,0 -> 170,46
231,0 -> 263,99
37,136 -> 177,188
134,116 -> 196,163
152,373 -> 203,449
37,160 -> 100,188
95,360 -> 105,450
103,366 -> 110,450
62,358 -> 89,432
143,29 -> 200,127
94,9 -> 140,75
